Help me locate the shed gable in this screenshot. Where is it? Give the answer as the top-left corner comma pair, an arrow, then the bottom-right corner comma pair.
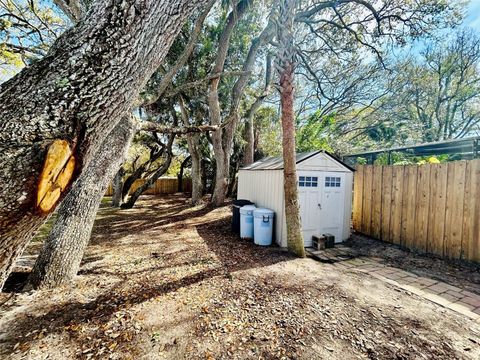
297,152 -> 351,172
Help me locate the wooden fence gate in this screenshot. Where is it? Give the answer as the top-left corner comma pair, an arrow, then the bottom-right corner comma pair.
353,160 -> 480,262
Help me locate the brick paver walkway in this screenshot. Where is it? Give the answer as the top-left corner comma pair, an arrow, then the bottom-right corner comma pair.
308,249 -> 480,322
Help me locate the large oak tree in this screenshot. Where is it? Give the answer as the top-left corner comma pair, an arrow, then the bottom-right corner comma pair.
0,0 -> 211,289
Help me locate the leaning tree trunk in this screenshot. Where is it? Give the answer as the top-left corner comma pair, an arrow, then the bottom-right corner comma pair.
209,15 -> 273,205
27,117 -> 137,289
277,0 -> 305,257
0,0 -> 210,289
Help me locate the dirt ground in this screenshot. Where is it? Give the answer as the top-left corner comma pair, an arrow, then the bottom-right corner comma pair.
1,195 -> 479,360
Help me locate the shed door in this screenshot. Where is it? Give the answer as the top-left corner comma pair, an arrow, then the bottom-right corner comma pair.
319,173 -> 345,243
297,173 -> 321,247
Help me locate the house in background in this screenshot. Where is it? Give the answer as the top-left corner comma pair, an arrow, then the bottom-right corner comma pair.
237,151 -> 354,247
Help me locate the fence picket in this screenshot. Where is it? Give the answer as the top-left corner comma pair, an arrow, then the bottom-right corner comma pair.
427,164 -> 447,256
352,165 -> 364,231
461,160 -> 480,261
390,166 -> 404,245
414,165 -> 430,252
371,166 -> 383,239
381,166 -> 393,242
401,166 -> 418,248
444,162 -> 466,259
361,166 -> 373,235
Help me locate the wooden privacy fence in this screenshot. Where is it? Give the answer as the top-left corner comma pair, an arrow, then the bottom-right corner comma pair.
353,160 -> 480,263
105,178 -> 192,196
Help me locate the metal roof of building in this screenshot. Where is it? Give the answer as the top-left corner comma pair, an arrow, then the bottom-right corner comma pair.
343,136 -> 480,165
241,150 -> 355,171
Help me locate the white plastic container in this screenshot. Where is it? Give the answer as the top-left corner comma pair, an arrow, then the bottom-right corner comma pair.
253,208 -> 274,246
240,205 -> 256,239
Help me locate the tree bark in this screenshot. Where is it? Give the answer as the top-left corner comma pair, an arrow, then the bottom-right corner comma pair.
111,167 -> 125,208
121,146 -> 165,201
190,150 -> 204,204
27,117 -> 137,289
0,0 -> 210,289
277,0 -> 305,257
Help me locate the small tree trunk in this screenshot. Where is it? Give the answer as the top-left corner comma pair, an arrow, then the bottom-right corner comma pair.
202,159 -> 209,194
111,168 -> 125,207
277,0 -> 305,257
177,155 -> 190,192
121,136 -> 175,209
211,148 -> 228,206
190,150 -> 204,204
27,117 -> 136,289
207,1 -> 252,207
121,148 -> 164,201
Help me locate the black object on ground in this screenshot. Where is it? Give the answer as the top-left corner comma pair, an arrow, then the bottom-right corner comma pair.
323,233 -> 335,248
232,199 -> 254,233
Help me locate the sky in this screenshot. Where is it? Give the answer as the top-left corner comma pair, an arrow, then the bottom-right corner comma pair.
466,0 -> 480,31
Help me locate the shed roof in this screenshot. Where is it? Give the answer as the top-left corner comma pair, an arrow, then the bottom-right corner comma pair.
241,150 -> 355,171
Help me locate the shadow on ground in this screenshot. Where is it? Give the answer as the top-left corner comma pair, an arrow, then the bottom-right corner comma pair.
0,195 -> 292,356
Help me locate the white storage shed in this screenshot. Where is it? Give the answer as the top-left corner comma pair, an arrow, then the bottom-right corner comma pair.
237,150 -> 354,248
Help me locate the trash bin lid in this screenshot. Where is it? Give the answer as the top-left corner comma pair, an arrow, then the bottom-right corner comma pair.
240,205 -> 256,214
253,208 -> 274,218
233,199 -> 254,208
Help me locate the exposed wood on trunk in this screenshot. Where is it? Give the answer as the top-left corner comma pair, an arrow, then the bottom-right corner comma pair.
28,117 -> 137,289
277,0 -> 305,257
36,140 -> 76,213
0,0 -> 211,289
